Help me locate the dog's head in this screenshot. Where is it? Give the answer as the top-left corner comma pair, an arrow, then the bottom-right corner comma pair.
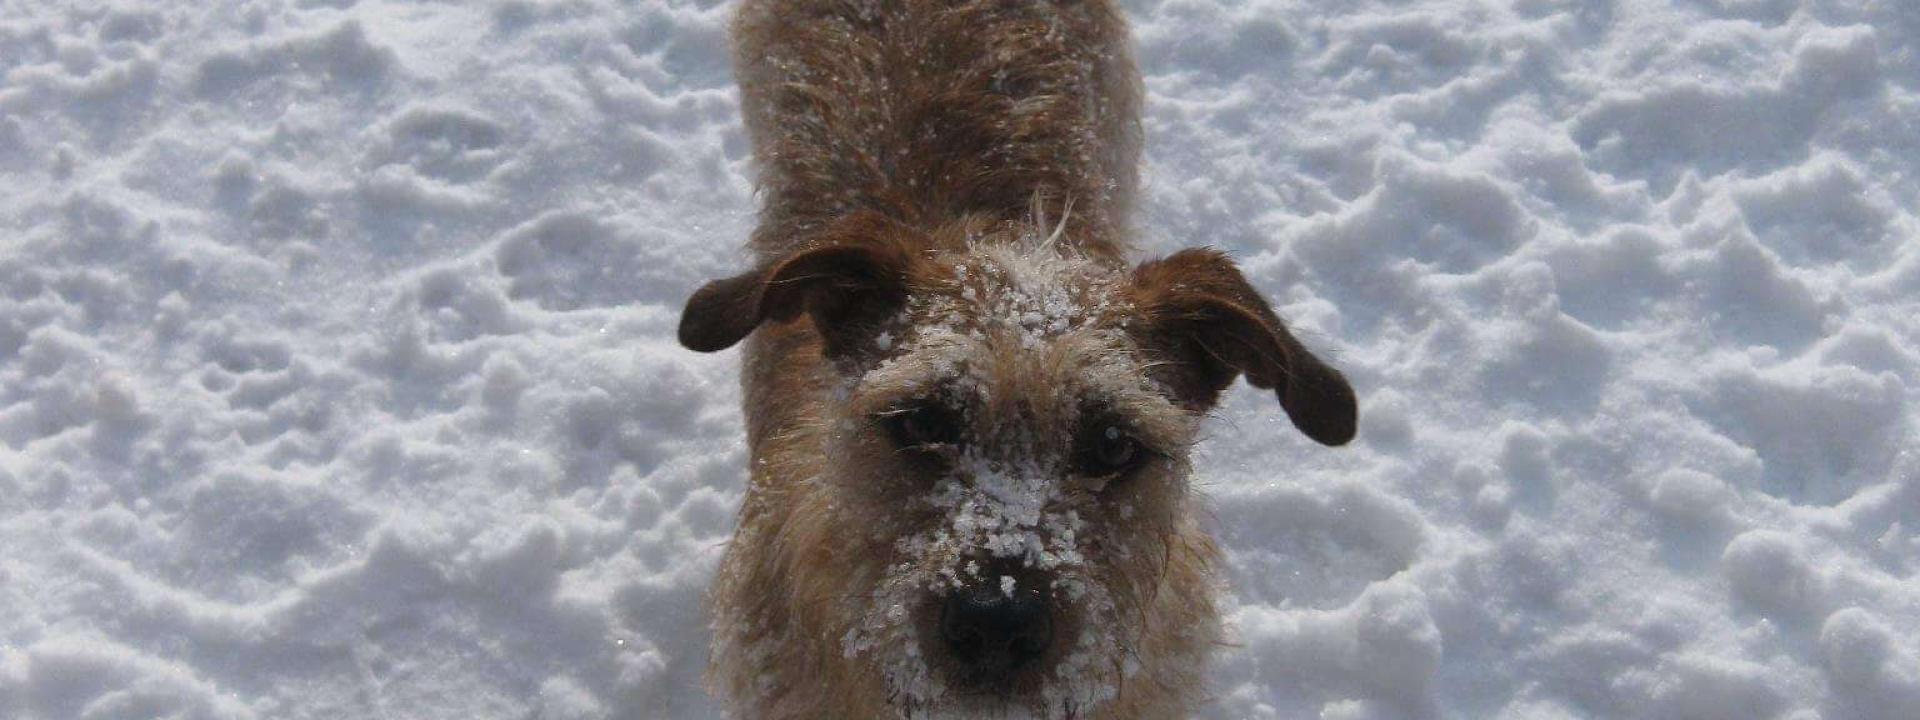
682,211 -> 1354,716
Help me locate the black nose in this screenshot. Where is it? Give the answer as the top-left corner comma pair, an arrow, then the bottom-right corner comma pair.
940,583 -> 1052,677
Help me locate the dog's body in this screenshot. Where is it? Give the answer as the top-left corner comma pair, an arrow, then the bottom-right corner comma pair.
680,1 -> 1357,717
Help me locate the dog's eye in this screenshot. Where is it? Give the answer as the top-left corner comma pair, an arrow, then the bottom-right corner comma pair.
883,404 -> 962,448
1077,425 -> 1147,478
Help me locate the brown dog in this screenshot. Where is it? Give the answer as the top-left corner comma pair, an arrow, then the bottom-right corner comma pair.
678,0 -> 1356,717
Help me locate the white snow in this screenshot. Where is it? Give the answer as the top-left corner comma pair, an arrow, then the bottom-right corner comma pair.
1,0 -> 1916,719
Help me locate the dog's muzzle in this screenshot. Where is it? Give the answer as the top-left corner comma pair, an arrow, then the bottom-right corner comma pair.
939,581 -> 1052,679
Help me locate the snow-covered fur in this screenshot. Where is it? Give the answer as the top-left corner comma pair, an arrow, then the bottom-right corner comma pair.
679,1 -> 1357,717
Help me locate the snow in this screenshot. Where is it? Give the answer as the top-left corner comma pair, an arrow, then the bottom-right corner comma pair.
0,0 -> 1915,719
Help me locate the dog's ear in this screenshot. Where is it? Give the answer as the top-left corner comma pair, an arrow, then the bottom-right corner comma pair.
679,215 -> 916,359
1130,249 -> 1356,446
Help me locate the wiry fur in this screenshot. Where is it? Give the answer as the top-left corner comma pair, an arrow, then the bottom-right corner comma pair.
732,0 -> 1141,263
679,1 -> 1358,718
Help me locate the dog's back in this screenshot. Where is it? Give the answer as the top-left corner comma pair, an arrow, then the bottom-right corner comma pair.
732,0 -> 1142,261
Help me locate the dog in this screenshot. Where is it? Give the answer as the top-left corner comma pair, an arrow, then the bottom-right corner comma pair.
677,0 -> 1357,717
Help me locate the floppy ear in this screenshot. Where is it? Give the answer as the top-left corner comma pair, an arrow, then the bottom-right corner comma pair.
678,215 -> 916,359
1130,249 -> 1357,446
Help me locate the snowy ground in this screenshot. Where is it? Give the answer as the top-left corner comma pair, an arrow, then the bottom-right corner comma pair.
1,0 -> 1916,718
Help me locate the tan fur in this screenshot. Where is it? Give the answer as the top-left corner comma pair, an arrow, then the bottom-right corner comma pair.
731,0 -> 1141,264
679,1 -> 1358,718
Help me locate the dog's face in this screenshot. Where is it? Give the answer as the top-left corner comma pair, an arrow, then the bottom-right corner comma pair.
824,248 -> 1212,716
681,212 -> 1355,717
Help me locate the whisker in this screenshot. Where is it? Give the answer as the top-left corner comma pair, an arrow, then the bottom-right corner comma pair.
1042,195 -> 1075,252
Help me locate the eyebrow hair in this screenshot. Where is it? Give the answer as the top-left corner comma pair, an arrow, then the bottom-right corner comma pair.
859,370 -> 963,414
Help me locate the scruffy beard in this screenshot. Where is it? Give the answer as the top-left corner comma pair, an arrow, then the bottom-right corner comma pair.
839,472 -> 1133,720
